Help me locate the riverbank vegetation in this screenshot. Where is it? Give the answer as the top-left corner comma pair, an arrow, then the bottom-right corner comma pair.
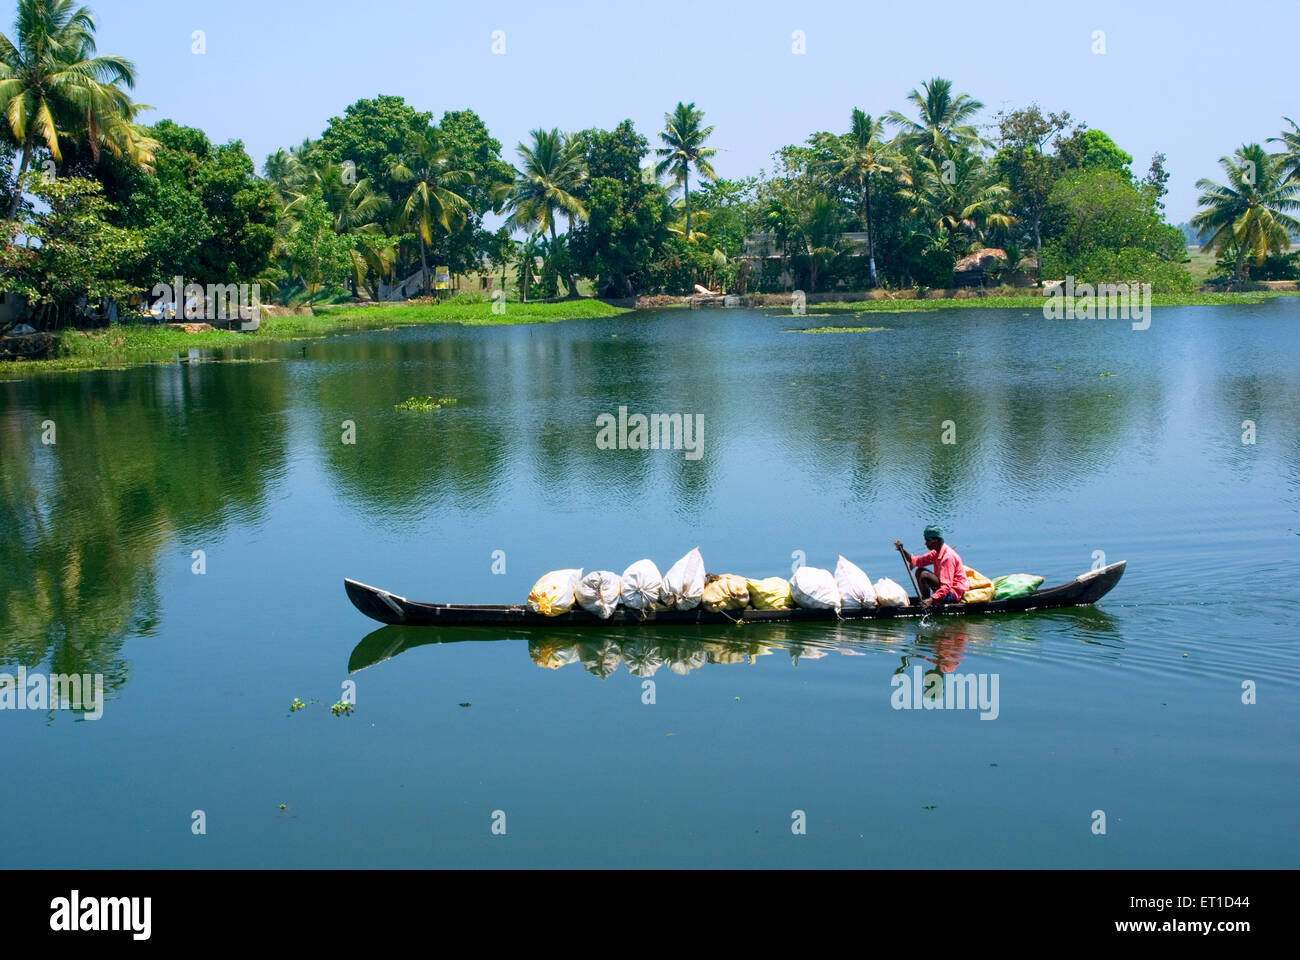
2,297 -> 631,372
2,0 -> 1298,341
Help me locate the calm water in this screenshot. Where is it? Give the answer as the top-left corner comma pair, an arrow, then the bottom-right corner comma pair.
1,301 -> 1297,868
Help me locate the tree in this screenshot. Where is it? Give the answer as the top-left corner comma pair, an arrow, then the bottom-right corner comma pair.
902,148 -> 1013,257
886,77 -> 986,160
505,128 -> 587,297
821,108 -> 895,284
1192,144 -> 1300,283
0,0 -> 155,218
1141,152 -> 1170,211
389,127 -> 473,293
993,104 -> 1071,280
569,121 -> 668,297
280,192 -> 352,303
654,102 -> 717,242
1,175 -> 143,328
1268,117 -> 1300,184
319,95 -> 431,208
571,176 -> 666,297
1041,167 -> 1191,292
1056,127 -> 1132,177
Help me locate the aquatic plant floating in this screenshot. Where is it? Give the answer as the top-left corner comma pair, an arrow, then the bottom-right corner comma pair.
330,701 -> 354,717
393,396 -> 458,412
785,326 -> 889,334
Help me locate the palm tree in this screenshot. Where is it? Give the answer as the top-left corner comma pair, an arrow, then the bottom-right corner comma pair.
886,77 -> 986,161
514,233 -> 546,303
389,127 -> 473,293
0,0 -> 153,218
901,149 -> 1013,257
1268,117 -> 1300,184
504,128 -> 586,297
271,143 -> 395,298
655,102 -> 717,242
822,109 -> 896,284
1192,144 -> 1300,283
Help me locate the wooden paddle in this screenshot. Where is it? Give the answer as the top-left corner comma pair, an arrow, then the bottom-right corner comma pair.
895,542 -> 922,606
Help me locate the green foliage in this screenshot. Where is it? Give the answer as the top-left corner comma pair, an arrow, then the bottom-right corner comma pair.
645,235 -> 714,294
84,120 -> 278,288
319,95 -> 432,205
281,193 -> 353,300
393,396 -> 458,412
1043,169 -> 1184,264
1,176 -> 144,328
1192,144 -> 1300,281
571,175 -> 668,297
1056,127 -> 1133,177
0,0 -> 155,218
1041,245 -> 1196,294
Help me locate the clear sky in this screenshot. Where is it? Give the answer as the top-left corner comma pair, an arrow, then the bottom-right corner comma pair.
84,0 -> 1299,223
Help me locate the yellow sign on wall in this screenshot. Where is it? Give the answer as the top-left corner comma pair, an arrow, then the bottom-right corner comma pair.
434,266 -> 450,290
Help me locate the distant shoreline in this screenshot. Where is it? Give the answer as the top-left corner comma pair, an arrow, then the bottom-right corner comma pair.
2,290 -> 1294,377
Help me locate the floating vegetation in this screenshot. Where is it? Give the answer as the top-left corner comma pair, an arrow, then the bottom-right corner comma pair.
786,325 -> 890,334
458,702 -> 471,707
394,395 -> 458,412
289,697 -> 305,712
330,701 -> 355,717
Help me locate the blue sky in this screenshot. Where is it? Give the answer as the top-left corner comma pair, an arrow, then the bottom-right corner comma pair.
83,0 -> 1299,223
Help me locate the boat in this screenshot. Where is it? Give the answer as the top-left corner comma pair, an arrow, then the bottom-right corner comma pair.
343,560 -> 1126,628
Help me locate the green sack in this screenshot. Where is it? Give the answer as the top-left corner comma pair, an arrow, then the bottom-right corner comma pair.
992,574 -> 1044,601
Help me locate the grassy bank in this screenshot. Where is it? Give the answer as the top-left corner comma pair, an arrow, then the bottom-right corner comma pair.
4,299 -> 631,374
760,290 -> 1296,315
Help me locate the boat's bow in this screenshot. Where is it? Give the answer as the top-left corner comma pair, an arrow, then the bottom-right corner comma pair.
344,578 -> 411,626
1070,560 -> 1126,603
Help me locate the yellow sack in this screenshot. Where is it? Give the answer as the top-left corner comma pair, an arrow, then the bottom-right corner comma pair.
747,576 -> 795,610
701,574 -> 750,612
961,567 -> 995,603
527,568 -> 582,616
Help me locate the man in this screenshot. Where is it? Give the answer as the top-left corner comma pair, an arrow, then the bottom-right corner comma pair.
893,526 -> 968,608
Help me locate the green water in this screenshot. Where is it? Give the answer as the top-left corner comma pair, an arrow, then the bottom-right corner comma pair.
1,301 -> 1297,867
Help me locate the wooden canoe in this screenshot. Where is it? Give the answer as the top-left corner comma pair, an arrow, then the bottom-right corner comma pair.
344,560 -> 1126,628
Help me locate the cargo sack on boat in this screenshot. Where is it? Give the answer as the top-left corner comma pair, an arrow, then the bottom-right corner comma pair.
834,556 -> 877,609
747,576 -> 795,610
790,566 -> 841,611
873,577 -> 911,608
575,570 -> 622,619
620,559 -> 663,611
961,568 -> 995,603
992,574 -> 1044,601
527,568 -> 583,617
701,574 -> 750,613
660,547 -> 706,610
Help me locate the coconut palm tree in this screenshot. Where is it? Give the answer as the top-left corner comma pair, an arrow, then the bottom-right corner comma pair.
504,128 -> 586,297
389,127 -> 473,293
655,102 -> 717,243
901,148 -> 1014,257
885,77 -> 986,161
1269,117 -> 1300,184
1192,144 -> 1300,283
822,109 -> 896,284
0,0 -> 154,218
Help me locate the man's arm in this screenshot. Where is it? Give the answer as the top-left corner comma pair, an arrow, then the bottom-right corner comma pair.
910,550 -> 937,569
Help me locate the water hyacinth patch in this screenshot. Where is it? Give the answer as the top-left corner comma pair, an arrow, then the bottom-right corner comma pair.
393,396 -> 458,412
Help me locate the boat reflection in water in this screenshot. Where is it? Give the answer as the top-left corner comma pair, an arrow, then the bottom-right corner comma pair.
347,606 -> 1121,678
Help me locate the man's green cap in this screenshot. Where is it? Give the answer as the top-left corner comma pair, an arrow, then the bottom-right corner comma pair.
923,525 -> 944,540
